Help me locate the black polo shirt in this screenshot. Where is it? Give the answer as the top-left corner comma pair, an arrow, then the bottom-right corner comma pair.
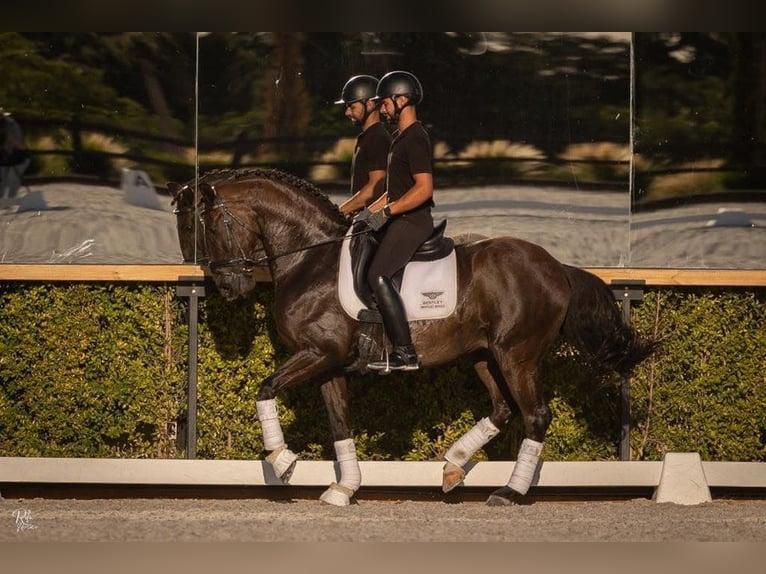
351,121 -> 391,199
385,121 -> 434,212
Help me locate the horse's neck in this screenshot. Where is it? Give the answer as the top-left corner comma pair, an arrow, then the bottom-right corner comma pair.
256,197 -> 345,282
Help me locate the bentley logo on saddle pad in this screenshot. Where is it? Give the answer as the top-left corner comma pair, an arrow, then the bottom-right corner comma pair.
337,233 -> 458,321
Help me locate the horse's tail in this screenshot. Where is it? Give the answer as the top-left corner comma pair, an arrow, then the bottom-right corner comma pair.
560,265 -> 656,377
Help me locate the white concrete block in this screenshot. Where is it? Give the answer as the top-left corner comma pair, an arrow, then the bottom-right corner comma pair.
653,452 -> 712,505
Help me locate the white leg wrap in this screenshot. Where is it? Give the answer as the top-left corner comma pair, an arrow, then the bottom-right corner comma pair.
319,483 -> 355,506
506,438 -> 543,495
334,438 -> 361,493
444,417 -> 500,468
256,399 -> 285,451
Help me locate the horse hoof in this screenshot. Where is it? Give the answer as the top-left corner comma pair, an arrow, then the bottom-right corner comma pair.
266,446 -> 298,483
319,483 -> 356,507
442,461 -> 466,493
485,486 -> 524,506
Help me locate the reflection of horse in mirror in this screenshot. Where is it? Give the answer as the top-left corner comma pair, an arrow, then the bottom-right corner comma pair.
177,167 -> 655,506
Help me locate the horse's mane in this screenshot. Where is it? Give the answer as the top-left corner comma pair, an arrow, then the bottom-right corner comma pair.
190,167 -> 348,225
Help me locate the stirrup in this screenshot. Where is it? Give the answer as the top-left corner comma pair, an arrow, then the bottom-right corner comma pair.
367,346 -> 419,373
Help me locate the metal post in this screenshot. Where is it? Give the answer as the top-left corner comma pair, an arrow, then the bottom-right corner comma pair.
610,279 -> 645,461
176,276 -> 206,459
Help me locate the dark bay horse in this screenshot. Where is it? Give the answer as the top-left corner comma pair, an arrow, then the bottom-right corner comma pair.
175,167 -> 655,506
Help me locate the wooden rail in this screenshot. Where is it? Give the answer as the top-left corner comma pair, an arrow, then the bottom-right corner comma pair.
0,265 -> 765,286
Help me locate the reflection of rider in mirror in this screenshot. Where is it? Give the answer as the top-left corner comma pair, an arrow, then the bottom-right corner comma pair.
334,75 -> 391,216
361,71 -> 435,372
0,107 -> 31,201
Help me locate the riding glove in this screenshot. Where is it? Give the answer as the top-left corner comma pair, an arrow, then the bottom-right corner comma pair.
352,207 -> 371,224
367,209 -> 389,231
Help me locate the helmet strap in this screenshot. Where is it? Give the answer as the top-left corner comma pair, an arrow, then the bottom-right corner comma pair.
388,95 -> 411,122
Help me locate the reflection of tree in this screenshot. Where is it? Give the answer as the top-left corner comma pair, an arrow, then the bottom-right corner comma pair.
0,33 -> 199,182
4,33 -> 195,135
109,33 -> 194,147
259,33 -> 311,161
0,33 -> 144,123
635,33 -> 766,195
728,33 -> 766,182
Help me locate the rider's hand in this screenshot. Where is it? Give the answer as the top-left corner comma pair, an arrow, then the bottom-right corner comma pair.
352,207 -> 371,224
367,209 -> 389,231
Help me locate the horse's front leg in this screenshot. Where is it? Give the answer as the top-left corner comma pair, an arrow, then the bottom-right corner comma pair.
317,376 -> 361,507
256,349 -> 329,483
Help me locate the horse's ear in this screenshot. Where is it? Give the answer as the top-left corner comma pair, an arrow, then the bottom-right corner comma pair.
198,182 -> 217,206
167,182 -> 183,201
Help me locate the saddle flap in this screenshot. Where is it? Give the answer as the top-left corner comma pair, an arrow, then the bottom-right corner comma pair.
338,224 -> 458,322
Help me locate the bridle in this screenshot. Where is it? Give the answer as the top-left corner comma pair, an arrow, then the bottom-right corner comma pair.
200,187 -> 371,276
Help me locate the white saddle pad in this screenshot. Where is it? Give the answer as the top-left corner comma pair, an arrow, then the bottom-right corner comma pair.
337,229 -> 457,321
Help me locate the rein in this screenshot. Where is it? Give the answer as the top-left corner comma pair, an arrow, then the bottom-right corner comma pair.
203,193 -> 369,274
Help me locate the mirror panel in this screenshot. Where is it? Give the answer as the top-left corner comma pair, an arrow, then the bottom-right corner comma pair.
632,32 -> 766,268
1,33 -> 762,269
0,32 -> 196,263
197,32 -> 632,267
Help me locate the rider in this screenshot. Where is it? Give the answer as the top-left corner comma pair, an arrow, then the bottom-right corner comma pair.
361,71 -> 434,372
334,75 -> 391,215
0,106 -> 31,201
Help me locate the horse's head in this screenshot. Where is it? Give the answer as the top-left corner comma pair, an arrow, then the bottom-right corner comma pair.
168,181 -> 205,263
198,180 -> 264,301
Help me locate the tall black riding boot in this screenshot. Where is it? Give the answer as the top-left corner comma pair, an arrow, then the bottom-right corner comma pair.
367,276 -> 419,372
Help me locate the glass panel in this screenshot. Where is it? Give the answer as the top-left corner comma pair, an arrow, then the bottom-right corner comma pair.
632,33 -> 766,269
197,32 -> 632,267
0,32 -> 196,263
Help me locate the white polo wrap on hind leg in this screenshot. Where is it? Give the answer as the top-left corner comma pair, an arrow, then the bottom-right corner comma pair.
256,399 -> 285,451
507,438 -> 543,495
444,417 -> 500,467
334,438 -> 361,492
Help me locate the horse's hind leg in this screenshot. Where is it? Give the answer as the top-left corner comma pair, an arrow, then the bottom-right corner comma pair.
318,376 -> 362,506
485,350 -> 552,506
442,354 -> 514,493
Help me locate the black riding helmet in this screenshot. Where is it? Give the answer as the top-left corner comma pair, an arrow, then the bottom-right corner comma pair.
334,75 -> 379,105
372,70 -> 423,106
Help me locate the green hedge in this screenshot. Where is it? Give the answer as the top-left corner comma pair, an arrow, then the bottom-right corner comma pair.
0,282 -> 763,462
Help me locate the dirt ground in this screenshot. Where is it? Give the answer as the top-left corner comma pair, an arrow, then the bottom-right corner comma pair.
3,495 -> 766,574
3,495 -> 766,543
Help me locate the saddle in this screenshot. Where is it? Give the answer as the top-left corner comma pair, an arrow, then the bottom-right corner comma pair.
349,220 -> 454,323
